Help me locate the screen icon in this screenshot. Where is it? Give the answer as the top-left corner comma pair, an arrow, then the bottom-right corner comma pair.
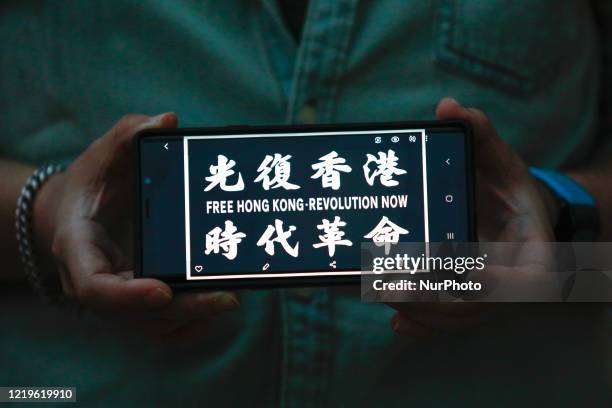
374,136 -> 382,144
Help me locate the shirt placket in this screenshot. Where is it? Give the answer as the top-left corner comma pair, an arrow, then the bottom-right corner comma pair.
263,1 -> 358,407
286,0 -> 359,125
279,288 -> 333,408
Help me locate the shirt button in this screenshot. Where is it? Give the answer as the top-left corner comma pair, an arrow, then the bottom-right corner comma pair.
290,287 -> 314,302
297,101 -> 317,124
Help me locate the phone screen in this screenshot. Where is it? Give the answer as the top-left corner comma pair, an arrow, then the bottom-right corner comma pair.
136,122 -> 474,286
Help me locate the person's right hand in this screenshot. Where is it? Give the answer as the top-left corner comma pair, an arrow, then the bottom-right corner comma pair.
32,113 -> 240,344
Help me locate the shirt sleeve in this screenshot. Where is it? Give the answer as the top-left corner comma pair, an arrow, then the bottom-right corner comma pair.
590,0 -> 612,159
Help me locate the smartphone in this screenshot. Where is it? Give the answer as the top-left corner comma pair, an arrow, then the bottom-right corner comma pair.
135,121 -> 475,288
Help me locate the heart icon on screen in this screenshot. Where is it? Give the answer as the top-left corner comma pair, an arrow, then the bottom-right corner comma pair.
194,265 -> 203,273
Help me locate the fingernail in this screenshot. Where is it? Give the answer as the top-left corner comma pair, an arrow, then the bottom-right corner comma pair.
392,319 -> 401,332
213,293 -> 240,312
146,287 -> 172,307
391,314 -> 402,332
391,314 -> 412,334
444,97 -> 460,106
144,112 -> 172,127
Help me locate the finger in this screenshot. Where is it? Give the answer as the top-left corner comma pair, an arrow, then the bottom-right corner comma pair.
105,112 -> 178,151
54,222 -> 173,309
134,293 -> 240,341
110,291 -> 239,333
89,112 -> 178,180
391,313 -> 435,337
55,262 -> 75,299
466,265 -> 507,299
156,291 -> 240,321
113,292 -> 239,337
435,97 -> 521,181
83,273 -> 173,313
109,309 -> 187,337
468,263 -> 558,301
404,311 -> 482,332
56,230 -> 173,312
159,318 -> 213,349
391,301 -> 486,318
393,304 -> 487,331
436,97 -> 499,151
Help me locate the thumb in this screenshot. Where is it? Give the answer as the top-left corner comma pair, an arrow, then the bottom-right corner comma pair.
435,97 -> 525,182
87,112 -> 178,180
105,112 -> 178,152
436,97 -> 503,157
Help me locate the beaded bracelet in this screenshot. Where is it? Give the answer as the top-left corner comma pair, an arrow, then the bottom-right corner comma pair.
15,164 -> 65,302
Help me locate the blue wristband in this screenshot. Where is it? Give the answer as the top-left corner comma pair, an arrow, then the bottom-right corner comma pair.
530,168 -> 599,241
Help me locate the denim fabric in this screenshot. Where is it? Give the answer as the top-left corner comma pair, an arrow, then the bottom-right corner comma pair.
0,1 -> 609,406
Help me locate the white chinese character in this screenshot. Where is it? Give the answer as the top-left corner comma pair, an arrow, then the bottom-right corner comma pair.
254,153 -> 300,190
311,151 -> 352,190
363,149 -> 407,187
312,216 -> 353,257
363,216 -> 409,255
205,220 -> 246,260
257,219 -> 299,257
204,154 -> 245,192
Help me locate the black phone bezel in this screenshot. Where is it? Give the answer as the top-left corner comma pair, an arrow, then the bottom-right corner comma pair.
134,120 -> 476,290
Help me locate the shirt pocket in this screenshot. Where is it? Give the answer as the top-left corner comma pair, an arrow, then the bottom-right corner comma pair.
434,0 -> 583,94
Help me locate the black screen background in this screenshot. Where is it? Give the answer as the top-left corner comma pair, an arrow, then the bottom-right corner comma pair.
139,127 -> 469,281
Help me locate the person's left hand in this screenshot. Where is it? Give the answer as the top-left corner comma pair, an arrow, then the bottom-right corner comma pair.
388,98 -> 557,337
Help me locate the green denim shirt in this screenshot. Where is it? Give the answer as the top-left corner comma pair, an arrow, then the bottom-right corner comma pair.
1,1 -> 610,406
